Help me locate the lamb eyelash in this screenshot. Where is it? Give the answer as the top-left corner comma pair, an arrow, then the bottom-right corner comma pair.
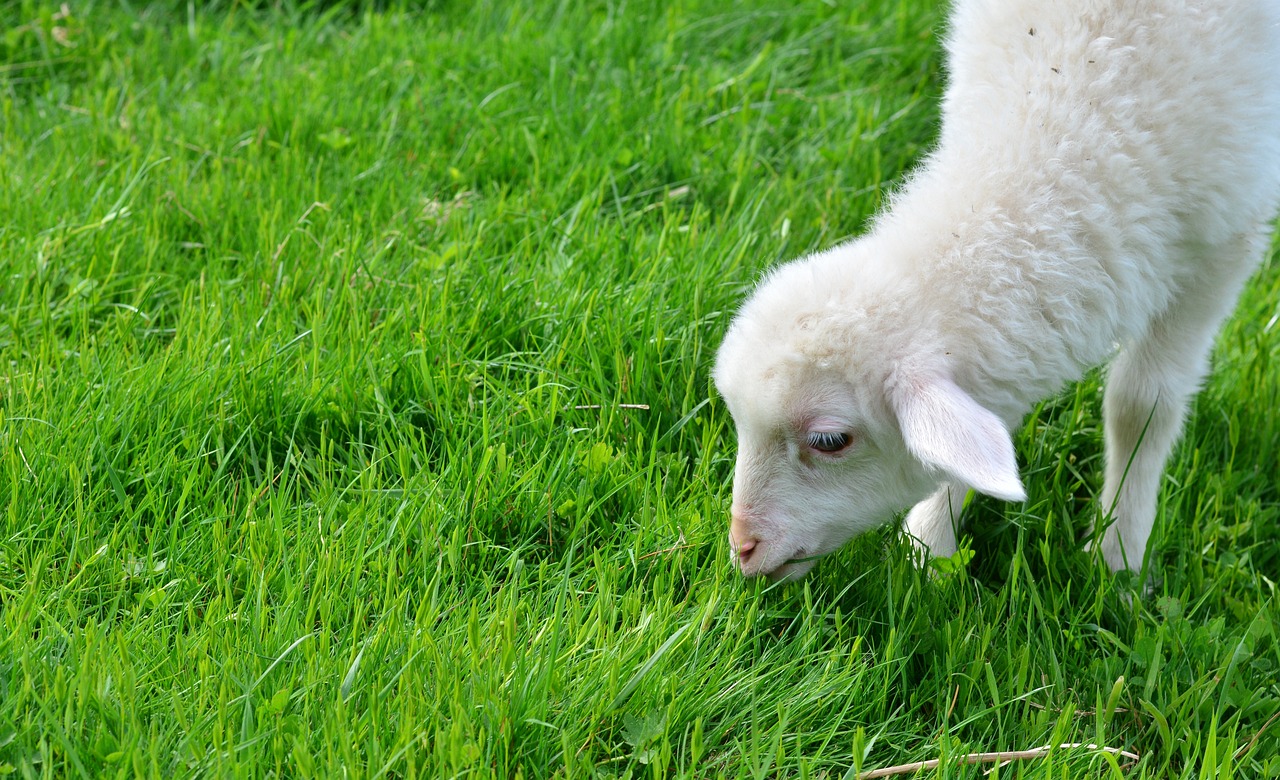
806,432 -> 851,453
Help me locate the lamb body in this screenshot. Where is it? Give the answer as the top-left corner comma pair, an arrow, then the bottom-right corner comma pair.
714,0 -> 1280,580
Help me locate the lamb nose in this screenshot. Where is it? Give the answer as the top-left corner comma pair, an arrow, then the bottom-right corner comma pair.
729,521 -> 759,564
729,505 -> 761,568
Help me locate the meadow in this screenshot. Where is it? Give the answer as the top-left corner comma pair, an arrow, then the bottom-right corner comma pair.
1,0 -> 1278,777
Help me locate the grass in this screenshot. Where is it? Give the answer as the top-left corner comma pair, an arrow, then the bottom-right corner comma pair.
1,0 -> 1277,777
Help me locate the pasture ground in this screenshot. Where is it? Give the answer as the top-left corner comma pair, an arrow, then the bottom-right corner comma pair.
2,0 -> 1278,776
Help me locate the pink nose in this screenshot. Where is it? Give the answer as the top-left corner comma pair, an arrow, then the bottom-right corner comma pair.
729,506 -> 759,566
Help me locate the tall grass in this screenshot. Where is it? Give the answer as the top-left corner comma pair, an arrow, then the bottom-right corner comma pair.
1,0 -> 1277,777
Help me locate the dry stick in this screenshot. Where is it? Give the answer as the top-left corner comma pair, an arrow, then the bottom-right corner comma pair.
572,404 -> 651,411
17,445 -> 36,482
635,531 -> 691,562
1234,708 -> 1280,761
1027,701 -> 1129,715
944,685 -> 960,721
856,743 -> 1140,779
637,544 -> 695,562
546,492 -> 554,549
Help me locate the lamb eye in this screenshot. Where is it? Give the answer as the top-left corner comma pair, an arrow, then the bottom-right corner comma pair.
806,431 -> 851,453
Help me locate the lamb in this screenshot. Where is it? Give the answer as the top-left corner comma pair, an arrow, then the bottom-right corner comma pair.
713,0 -> 1280,581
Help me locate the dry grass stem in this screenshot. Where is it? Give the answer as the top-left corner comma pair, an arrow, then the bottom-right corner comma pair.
856,743 -> 1141,779
1234,708 -> 1280,760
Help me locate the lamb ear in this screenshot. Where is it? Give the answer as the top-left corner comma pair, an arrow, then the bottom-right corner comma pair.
890,373 -> 1026,502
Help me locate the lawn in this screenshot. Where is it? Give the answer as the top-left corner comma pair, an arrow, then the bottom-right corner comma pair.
1,0 -> 1278,777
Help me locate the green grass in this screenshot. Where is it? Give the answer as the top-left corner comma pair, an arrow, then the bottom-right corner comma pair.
1,0 -> 1278,777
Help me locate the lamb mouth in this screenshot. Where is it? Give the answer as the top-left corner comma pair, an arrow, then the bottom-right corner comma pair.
758,551 -> 822,582
784,552 -> 822,565
738,547 -> 823,580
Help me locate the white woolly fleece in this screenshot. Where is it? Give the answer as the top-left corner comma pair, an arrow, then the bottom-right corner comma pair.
714,0 -> 1280,581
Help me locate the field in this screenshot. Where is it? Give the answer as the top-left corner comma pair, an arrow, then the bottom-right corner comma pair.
2,0 -> 1278,777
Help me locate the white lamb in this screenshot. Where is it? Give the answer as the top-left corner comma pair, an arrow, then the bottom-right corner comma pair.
714,0 -> 1280,581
